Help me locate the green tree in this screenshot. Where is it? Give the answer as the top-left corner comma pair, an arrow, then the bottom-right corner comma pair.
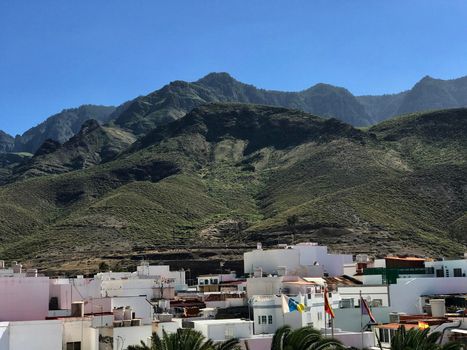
271,325 -> 344,350
127,328 -> 240,350
286,215 -> 298,244
98,261 -> 110,272
388,326 -> 462,350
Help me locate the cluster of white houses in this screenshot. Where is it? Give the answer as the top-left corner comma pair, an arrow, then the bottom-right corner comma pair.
0,242 -> 466,349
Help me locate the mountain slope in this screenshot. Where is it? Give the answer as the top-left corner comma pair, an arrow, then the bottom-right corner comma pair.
110,73 -> 373,135
13,105 -> 116,154
12,119 -> 136,180
356,92 -> 408,123
0,104 -> 465,272
0,130 -> 14,153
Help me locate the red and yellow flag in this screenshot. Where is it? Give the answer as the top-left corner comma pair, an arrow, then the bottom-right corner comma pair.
324,288 -> 335,319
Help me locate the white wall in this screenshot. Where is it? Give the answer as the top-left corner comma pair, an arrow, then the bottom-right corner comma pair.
244,244 -> 352,277
244,249 -> 300,276
62,318 -> 98,350
192,320 -> 253,341
0,277 -> 50,321
8,320 -> 62,350
337,285 -> 389,307
333,307 -> 390,332
113,325 -> 152,350
389,277 -> 467,314
112,296 -> 153,325
0,322 -> 9,350
85,297 -> 113,314
137,265 -> 187,291
155,321 -> 180,337
425,260 -> 467,277
362,274 -> 384,285
247,277 -> 283,297
333,331 -> 375,349
251,296 -> 284,335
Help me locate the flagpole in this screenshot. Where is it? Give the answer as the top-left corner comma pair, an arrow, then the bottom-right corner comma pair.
331,317 -> 334,338
360,290 -> 364,349
324,304 -> 327,337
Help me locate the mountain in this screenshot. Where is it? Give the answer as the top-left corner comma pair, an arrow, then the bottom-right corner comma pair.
356,92 -> 408,123
110,72 -> 373,134
13,105 -> 116,154
11,119 -> 136,180
396,76 -> 467,115
6,74 -> 467,155
0,130 -> 14,153
357,75 -> 467,122
0,104 -> 465,273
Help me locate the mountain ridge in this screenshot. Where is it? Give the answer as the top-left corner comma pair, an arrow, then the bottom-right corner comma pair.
0,130 -> 14,153
12,105 -> 116,154
4,73 -> 467,156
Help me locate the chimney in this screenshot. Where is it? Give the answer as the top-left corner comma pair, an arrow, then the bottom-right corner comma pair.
253,267 -> 263,278
13,263 -> 22,274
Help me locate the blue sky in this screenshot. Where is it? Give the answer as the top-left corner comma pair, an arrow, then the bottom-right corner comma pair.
1,1 -> 467,135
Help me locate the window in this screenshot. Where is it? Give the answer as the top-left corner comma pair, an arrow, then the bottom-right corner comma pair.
204,279 -> 209,285
268,315 -> 273,324
317,312 -> 322,321
339,298 -> 354,308
379,328 -> 390,343
436,269 -> 444,277
66,342 -> 81,350
261,315 -> 267,324
453,268 -> 462,277
372,299 -> 383,307
258,316 -> 261,324
225,326 -> 234,339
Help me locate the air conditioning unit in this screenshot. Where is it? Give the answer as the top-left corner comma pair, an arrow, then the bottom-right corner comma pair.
389,312 -> 400,323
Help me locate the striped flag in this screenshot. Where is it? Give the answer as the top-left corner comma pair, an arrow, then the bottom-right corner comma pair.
360,296 -> 376,323
324,288 -> 335,319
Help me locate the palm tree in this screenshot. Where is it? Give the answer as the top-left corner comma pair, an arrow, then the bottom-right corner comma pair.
127,328 -> 241,350
271,325 -> 344,350
388,326 -> 462,350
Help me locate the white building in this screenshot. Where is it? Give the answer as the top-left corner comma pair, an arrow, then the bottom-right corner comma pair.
337,285 -> 389,308
244,242 -> 352,277
191,319 -> 254,342
250,285 -> 341,335
389,277 -> 467,314
0,318 -> 99,350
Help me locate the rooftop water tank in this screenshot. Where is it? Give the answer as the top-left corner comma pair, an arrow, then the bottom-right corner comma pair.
430,299 -> 446,317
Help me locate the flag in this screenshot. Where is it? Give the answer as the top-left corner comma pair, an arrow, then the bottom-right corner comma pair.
418,321 -> 429,329
324,288 -> 335,319
282,294 -> 305,313
360,296 -> 376,323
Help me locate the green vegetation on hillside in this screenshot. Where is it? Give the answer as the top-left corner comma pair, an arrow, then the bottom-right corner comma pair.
0,104 -> 465,271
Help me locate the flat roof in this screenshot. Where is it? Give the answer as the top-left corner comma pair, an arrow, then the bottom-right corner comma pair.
191,318 -> 252,325
385,257 -> 426,261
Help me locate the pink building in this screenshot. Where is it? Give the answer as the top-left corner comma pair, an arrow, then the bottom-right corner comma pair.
0,276 -> 50,321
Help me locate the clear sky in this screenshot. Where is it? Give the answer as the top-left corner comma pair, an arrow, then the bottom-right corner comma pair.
1,0 -> 467,135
